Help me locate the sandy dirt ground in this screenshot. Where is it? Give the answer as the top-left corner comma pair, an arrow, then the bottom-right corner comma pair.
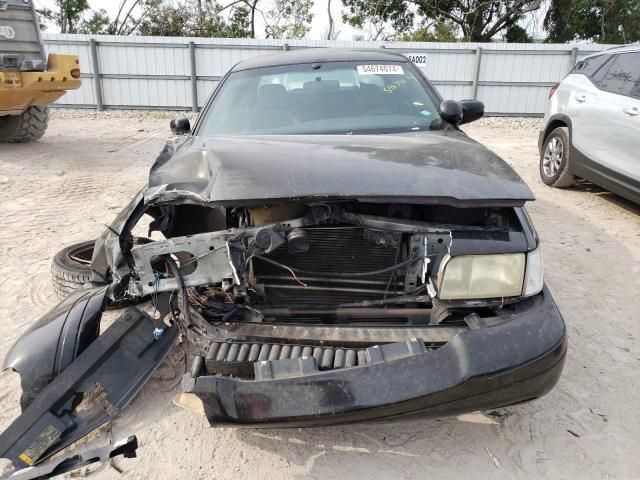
0,114 -> 638,479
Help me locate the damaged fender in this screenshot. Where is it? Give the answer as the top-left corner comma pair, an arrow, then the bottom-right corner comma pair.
3,287 -> 108,409
91,189 -> 146,284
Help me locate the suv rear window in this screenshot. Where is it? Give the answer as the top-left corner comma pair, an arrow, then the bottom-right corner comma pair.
572,54 -> 611,77
592,52 -> 640,99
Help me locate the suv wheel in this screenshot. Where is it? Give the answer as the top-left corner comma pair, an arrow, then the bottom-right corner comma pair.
540,126 -> 574,188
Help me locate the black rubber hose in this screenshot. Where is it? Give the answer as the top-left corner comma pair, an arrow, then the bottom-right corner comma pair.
163,255 -> 193,329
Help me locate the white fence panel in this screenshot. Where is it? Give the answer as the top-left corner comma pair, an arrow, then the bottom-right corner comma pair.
44,38 -> 95,106
42,34 -> 612,115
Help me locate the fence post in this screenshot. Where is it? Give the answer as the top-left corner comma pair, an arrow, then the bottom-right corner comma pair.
568,46 -> 579,73
189,41 -> 198,112
472,47 -> 483,100
89,38 -> 103,111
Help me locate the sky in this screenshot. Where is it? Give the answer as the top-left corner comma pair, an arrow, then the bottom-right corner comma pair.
33,0 -> 363,40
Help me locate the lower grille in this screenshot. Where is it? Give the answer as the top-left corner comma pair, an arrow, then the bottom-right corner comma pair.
204,338 -> 430,379
206,341 -> 365,375
253,226 -> 402,306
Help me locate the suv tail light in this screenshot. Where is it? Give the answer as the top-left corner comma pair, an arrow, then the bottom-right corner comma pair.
548,83 -> 559,98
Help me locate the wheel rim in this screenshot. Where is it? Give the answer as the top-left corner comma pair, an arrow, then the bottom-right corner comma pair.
68,244 -> 94,265
542,136 -> 564,177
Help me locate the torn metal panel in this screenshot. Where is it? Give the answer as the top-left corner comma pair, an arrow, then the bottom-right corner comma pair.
0,308 -> 178,468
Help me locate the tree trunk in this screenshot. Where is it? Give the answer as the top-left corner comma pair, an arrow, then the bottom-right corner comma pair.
250,0 -> 257,38
327,0 -> 334,39
196,0 -> 203,34
60,3 -> 67,33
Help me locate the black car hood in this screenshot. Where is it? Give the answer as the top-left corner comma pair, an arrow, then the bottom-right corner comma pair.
146,131 -> 534,207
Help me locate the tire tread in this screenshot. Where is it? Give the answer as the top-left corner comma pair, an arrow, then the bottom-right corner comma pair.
51,240 -> 94,299
1,106 -> 49,143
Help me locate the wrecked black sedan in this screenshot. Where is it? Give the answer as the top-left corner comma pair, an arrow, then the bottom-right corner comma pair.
0,49 -> 566,475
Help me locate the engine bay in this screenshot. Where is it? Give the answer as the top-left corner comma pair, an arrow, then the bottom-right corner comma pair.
123,201 -> 525,327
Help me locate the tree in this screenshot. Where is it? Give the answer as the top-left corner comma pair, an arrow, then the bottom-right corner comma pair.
237,0 -> 260,38
504,24 -> 532,42
401,21 -> 457,41
38,0 -> 311,39
265,0 -> 314,39
342,0 -> 542,42
224,6 -> 252,37
37,0 -> 90,33
138,0 -> 251,37
138,2 -> 192,36
197,1 -> 252,37
323,0 -> 339,39
39,0 -> 154,35
79,9 -> 112,34
544,0 -> 640,43
108,0 -> 149,35
342,0 -> 414,40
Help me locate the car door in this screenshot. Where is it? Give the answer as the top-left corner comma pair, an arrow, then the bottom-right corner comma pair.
561,54 -> 612,166
573,52 -> 640,191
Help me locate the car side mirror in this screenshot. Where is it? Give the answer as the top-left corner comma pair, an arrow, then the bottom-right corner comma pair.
459,100 -> 484,125
438,100 -> 463,125
170,117 -> 191,135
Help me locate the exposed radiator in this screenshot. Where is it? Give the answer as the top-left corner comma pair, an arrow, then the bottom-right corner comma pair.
253,226 -> 402,306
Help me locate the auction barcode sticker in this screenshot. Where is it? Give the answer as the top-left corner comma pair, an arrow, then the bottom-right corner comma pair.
357,65 -> 404,75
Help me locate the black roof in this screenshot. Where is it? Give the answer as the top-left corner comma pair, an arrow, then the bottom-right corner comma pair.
231,48 -> 410,72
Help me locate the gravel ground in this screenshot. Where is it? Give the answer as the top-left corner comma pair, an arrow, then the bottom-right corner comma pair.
0,113 -> 638,479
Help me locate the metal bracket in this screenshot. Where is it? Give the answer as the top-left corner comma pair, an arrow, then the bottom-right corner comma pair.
128,226 -> 285,296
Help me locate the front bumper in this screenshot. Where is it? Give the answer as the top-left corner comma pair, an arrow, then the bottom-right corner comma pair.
182,286 -> 567,426
0,54 -> 81,115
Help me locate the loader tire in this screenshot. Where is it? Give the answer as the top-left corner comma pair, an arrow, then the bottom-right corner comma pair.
51,240 -> 94,299
0,106 -> 49,143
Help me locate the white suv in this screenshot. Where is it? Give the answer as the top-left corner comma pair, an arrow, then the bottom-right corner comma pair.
539,45 -> 640,204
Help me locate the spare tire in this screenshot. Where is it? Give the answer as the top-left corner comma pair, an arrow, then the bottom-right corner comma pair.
51,240 -> 95,298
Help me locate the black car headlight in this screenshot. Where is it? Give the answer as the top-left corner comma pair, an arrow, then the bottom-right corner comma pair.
437,248 -> 543,300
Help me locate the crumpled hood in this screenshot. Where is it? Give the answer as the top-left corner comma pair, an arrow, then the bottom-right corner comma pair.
145,131 -> 534,207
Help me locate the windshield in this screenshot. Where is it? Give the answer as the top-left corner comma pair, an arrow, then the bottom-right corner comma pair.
198,61 -> 443,135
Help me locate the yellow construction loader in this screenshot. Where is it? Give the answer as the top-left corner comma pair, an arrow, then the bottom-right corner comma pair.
0,0 -> 80,142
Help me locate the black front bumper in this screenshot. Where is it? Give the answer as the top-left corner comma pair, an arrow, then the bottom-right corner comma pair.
184,286 -> 567,427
